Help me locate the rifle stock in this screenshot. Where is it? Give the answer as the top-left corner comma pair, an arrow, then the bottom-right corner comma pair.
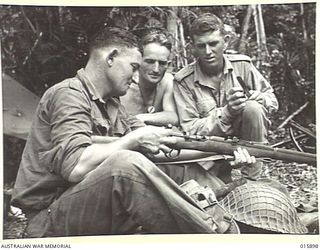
170,134 -> 316,165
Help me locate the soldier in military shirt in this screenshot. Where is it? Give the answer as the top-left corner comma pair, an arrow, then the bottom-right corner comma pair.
173,13 -> 279,180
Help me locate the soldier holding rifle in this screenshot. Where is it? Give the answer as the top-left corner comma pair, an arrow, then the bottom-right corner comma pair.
173,13 -> 279,180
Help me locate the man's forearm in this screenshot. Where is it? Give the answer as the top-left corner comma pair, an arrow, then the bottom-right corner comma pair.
68,135 -> 137,183
136,111 -> 178,126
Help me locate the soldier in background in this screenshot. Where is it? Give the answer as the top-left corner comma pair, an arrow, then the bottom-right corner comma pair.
173,13 -> 279,181
121,28 -> 178,126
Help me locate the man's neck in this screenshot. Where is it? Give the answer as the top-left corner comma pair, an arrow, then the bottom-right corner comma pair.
84,65 -> 111,100
199,59 -> 224,77
138,78 -> 156,93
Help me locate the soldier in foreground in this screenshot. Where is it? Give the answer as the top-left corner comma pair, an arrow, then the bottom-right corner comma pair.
173,13 -> 279,181
121,28 -> 178,126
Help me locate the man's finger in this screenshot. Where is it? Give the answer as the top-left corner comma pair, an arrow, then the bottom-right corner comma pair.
228,86 -> 244,95
229,97 -> 247,106
160,136 -> 177,145
234,150 -> 242,164
251,156 -> 256,164
159,144 -> 172,154
145,145 -> 160,155
242,148 -> 252,164
248,90 -> 261,100
236,148 -> 247,163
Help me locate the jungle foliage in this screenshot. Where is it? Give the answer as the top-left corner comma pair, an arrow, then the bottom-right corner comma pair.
0,4 -> 316,125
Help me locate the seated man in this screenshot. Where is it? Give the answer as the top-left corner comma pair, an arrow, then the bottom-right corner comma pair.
11,26 -> 252,237
121,28 -> 178,126
173,13 -> 279,180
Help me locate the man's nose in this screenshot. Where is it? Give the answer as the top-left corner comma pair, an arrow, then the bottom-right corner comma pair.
205,44 -> 212,54
152,61 -> 160,73
132,71 -> 139,83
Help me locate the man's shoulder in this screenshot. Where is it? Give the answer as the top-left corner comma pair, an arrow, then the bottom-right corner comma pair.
224,54 -> 252,63
42,77 -> 84,103
159,72 -> 174,86
174,63 -> 196,82
54,77 -> 83,92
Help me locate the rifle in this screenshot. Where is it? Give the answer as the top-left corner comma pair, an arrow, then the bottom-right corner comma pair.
168,132 -> 316,165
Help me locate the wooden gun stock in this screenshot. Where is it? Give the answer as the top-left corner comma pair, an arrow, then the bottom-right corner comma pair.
170,134 -> 316,165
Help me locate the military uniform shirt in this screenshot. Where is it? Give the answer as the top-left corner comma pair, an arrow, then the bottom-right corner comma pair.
173,54 -> 278,136
11,69 -> 144,212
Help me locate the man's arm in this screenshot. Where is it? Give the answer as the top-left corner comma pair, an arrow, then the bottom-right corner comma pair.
173,80 -> 235,136
245,63 -> 279,113
68,126 -> 176,183
46,87 -> 174,183
136,73 -> 178,126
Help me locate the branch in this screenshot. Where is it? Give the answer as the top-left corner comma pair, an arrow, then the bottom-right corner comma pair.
276,101 -> 309,130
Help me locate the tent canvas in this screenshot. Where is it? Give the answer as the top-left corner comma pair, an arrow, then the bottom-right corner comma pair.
2,73 -> 40,140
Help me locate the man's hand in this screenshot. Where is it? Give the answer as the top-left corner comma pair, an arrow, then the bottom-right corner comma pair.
128,126 -> 177,155
248,90 -> 264,105
229,147 -> 256,168
135,113 -> 148,123
226,87 -> 247,116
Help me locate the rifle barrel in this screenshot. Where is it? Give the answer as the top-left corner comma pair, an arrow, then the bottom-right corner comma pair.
171,136 -> 316,165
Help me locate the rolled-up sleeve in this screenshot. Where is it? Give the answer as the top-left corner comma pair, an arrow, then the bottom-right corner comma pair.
247,63 -> 279,113
43,87 -> 92,179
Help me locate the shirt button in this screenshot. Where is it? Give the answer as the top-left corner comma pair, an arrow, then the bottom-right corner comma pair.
48,209 -> 51,213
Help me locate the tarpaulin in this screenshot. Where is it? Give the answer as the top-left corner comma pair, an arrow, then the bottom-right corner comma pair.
2,73 -> 40,140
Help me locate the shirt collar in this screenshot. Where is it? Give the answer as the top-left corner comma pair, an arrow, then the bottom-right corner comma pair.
194,55 -> 234,88
76,68 -> 106,104
76,68 -> 121,125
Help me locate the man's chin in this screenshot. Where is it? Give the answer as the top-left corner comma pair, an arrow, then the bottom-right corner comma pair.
200,59 -> 220,69
147,77 -> 161,85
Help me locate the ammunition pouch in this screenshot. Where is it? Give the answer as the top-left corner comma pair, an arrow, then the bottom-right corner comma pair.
180,179 -> 240,234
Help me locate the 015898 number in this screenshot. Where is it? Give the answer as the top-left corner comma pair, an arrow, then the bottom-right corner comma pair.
300,244 -> 319,248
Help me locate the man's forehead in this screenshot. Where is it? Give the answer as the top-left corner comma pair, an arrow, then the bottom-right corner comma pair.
193,30 -> 223,43
143,43 -> 170,57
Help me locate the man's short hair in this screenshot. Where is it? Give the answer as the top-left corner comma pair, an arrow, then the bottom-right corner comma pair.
89,26 -> 142,54
190,13 -> 227,38
134,27 -> 172,51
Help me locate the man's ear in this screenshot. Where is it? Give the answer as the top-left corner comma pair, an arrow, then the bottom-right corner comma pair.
223,35 -> 231,51
106,48 -> 119,66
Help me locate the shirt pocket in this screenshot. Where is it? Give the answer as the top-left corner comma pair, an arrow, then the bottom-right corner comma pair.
196,98 -> 216,118
92,116 -> 111,136
112,118 -> 130,136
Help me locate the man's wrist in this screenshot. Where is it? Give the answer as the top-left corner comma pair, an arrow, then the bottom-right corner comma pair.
221,106 -> 237,124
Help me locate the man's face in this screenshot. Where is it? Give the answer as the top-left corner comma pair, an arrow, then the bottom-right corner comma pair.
108,47 -> 142,97
139,43 -> 170,86
192,30 -> 228,69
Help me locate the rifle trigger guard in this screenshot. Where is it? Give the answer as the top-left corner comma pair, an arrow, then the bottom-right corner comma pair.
165,149 -> 181,159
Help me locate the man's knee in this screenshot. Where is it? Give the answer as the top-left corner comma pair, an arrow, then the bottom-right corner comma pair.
242,100 -> 265,120
104,150 -> 148,170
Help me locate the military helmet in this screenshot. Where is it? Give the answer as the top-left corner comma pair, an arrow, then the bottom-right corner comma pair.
219,182 -> 308,234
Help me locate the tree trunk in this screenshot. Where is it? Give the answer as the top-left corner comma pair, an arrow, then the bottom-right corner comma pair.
252,4 -> 269,79
238,5 -> 253,54
167,7 -> 180,71
178,19 -> 188,68
300,3 -> 308,42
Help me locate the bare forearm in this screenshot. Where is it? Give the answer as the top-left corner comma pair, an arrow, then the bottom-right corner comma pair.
68,135 -> 137,183
136,111 -> 178,126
